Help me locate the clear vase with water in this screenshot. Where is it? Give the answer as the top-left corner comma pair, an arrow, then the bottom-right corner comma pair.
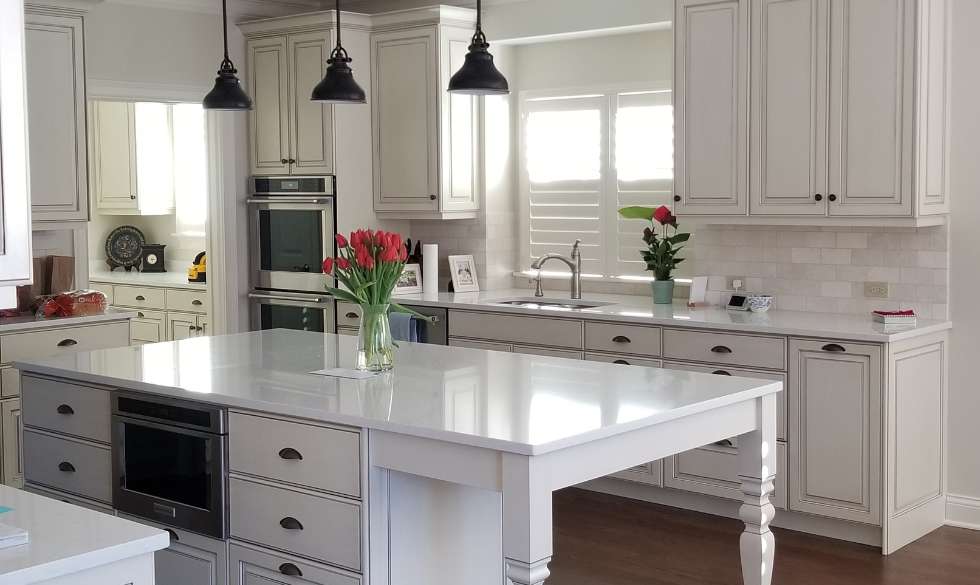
356,304 -> 395,372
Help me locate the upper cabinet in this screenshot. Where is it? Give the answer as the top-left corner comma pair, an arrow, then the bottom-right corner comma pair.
244,21 -> 339,177
371,9 -> 480,220
24,6 -> 88,223
676,0 -> 950,225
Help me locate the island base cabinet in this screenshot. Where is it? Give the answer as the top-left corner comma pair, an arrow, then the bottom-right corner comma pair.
230,542 -> 362,585
119,514 -> 229,585
1,398 -> 22,488
32,553 -> 155,585
664,441 -> 788,510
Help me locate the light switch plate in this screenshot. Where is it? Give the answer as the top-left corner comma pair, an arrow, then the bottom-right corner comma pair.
864,281 -> 890,299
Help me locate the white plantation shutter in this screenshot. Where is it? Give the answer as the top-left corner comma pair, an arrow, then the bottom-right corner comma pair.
521,87 -> 673,278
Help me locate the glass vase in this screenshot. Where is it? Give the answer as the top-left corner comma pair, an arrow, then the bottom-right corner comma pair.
356,303 -> 395,372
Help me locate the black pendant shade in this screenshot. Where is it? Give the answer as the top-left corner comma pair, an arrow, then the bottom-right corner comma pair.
448,0 -> 509,95
312,0 -> 366,104
204,0 -> 252,110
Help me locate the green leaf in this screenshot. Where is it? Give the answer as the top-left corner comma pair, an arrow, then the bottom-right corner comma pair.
390,302 -> 436,322
325,287 -> 364,305
618,206 -> 655,220
670,232 -> 691,243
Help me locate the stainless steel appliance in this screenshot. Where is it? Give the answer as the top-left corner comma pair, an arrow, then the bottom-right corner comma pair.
248,175 -> 336,293
400,304 -> 449,345
249,290 -> 336,333
112,393 -> 228,539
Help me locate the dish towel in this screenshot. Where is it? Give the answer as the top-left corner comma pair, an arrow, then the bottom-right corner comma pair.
389,312 -> 418,343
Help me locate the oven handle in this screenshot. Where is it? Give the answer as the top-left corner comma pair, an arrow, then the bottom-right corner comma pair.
246,197 -> 332,205
113,414 -> 225,439
248,292 -> 329,304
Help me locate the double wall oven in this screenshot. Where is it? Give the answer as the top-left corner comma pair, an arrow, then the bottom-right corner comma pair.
248,176 -> 337,333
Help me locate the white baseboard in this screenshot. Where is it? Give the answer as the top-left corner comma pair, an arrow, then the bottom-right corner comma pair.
946,494 -> 980,530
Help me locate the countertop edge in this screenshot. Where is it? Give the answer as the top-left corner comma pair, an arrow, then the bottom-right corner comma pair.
0,533 -> 169,585
0,311 -> 135,334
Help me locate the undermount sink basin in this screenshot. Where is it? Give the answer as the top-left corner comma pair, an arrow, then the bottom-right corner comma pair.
489,297 -> 613,311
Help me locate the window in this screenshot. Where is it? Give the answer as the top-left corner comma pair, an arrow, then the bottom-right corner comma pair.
172,104 -> 208,238
520,87 -> 673,278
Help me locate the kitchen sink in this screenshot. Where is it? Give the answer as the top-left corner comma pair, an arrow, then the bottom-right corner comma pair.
489,297 -> 613,311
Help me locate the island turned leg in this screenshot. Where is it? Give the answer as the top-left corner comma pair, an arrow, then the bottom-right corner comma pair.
502,453 -> 553,585
737,394 -> 778,585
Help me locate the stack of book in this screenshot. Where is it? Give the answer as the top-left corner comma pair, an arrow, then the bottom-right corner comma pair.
872,309 -> 917,326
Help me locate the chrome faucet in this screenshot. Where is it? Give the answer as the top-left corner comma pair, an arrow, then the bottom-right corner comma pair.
531,239 -> 582,300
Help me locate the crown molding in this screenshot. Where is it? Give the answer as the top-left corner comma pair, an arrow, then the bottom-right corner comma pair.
88,79 -> 210,102
102,0 -> 324,18
25,0 -> 103,16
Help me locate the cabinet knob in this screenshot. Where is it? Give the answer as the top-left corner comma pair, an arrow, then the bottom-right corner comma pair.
711,370 -> 732,376
814,193 -> 823,201
130,195 -> 136,200
279,517 -> 304,531
673,195 -> 681,203
57,339 -> 78,347
137,312 -> 145,318
56,404 -> 75,415
58,461 -> 76,473
192,299 -> 203,306
281,158 -> 289,164
710,345 -> 732,354
612,335 -> 631,344
821,343 -> 846,353
828,194 -> 838,202
429,194 -> 437,200
279,563 -> 303,577
289,158 -> 296,164
278,447 -> 304,460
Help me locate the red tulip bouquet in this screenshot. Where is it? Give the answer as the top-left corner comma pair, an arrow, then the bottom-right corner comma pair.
322,229 -> 424,371
618,205 -> 690,304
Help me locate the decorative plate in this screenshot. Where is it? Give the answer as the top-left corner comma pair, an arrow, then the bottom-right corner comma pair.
105,225 -> 146,270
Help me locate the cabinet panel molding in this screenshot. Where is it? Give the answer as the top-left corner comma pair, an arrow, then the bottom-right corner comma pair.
248,36 -> 290,176
288,30 -> 335,175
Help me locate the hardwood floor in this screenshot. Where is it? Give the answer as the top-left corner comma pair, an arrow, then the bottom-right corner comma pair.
550,488 -> 979,585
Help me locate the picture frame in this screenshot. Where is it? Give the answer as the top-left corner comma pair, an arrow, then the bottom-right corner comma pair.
396,263 -> 423,294
448,255 -> 480,292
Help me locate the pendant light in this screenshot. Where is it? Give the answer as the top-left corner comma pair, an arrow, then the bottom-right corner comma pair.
203,0 -> 252,110
448,0 -> 509,95
311,0 -> 367,104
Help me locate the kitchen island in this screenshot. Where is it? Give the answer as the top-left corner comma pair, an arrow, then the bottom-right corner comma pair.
14,329 -> 781,585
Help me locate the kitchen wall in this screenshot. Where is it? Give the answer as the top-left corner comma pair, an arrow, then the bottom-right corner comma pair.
88,214 -> 204,273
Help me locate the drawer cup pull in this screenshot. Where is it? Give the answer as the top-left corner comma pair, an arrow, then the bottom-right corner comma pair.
711,370 -> 732,376
56,404 -> 75,415
278,447 -> 304,460
57,339 -> 78,347
135,295 -> 146,301
279,563 -> 303,577
137,312 -> 145,318
279,517 -> 304,531
58,461 -> 75,473
345,312 -> 358,319
710,345 -> 732,354
713,439 -> 735,448
165,528 -> 179,542
613,360 -> 630,365
192,299 -> 203,306
612,335 -> 631,344
822,343 -> 846,353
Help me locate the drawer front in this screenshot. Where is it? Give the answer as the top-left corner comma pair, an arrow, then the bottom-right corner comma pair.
167,289 -> 210,313
662,329 -> 786,370
0,367 -> 20,397
0,321 -> 130,364
512,345 -> 583,360
448,310 -> 583,349
336,303 -> 361,328
449,338 -> 513,352
230,543 -> 361,585
585,322 -> 662,357
131,309 -> 167,344
336,327 -> 358,337
230,478 -> 361,571
610,459 -> 664,487
22,375 -> 111,443
89,282 -> 114,305
113,285 -> 166,309
663,361 -> 786,441
119,513 -> 229,585
25,482 -> 114,513
664,441 -> 787,510
585,353 -> 663,368
23,430 -> 112,503
229,412 -> 360,498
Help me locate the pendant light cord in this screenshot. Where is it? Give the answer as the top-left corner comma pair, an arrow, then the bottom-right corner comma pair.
335,0 -> 343,50
219,0 -> 235,71
476,0 -> 482,33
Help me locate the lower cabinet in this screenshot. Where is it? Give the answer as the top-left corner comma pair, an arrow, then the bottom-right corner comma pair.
168,312 -> 209,341
664,441 -> 788,510
230,542 -> 361,585
131,310 -> 167,344
1,398 -> 22,488
119,514 -> 228,585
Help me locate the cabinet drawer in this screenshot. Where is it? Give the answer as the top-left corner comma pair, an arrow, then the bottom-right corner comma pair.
610,459 -> 663,487
119,513 -> 229,585
336,303 -> 361,328
585,353 -> 663,368
23,430 -> 111,503
512,345 -> 583,360
664,441 -> 787,510
448,310 -> 582,349
230,478 -> 361,571
585,322 -> 662,357
449,338 -> 512,352
89,282 -> 114,305
167,289 -> 209,313
0,321 -> 130,364
131,309 -> 166,344
229,412 -> 360,498
113,285 -> 166,309
0,367 -> 20,398
25,482 -> 114,513
337,327 -> 358,337
230,542 -> 361,585
663,361 -> 786,441
22,375 -> 111,443
662,329 -> 786,370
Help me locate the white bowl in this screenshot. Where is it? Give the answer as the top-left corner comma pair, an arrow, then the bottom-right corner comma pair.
748,295 -> 773,313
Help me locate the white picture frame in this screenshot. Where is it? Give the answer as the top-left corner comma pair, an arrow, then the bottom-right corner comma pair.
448,255 -> 480,292
396,263 -> 423,294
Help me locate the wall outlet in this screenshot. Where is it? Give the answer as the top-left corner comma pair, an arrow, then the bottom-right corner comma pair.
728,276 -> 746,291
864,281 -> 890,299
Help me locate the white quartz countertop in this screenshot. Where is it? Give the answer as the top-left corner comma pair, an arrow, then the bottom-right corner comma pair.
16,330 -> 781,456
89,268 -> 207,290
0,486 -> 167,585
392,289 -> 950,343
0,310 -> 134,334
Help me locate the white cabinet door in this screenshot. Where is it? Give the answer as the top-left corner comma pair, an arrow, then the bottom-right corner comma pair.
2,398 -> 23,488
828,0 -> 913,216
197,314 -> 210,337
248,36 -> 290,176
167,313 -> 198,341
288,30 -> 335,175
750,0 -> 829,215
439,25 -> 479,213
24,11 -> 88,222
674,0 -> 749,215
372,27 -> 440,212
789,339 -> 882,524
91,101 -> 138,210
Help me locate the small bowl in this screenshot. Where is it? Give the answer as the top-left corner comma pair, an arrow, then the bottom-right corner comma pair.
748,295 -> 774,313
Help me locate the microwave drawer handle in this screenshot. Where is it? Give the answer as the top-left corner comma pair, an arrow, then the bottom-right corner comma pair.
279,517 -> 304,531
58,461 -> 75,473
278,447 -> 303,460
56,404 -> 74,415
279,563 -> 303,577
165,528 -> 179,542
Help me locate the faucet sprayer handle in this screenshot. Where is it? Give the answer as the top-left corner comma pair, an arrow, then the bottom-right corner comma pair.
571,239 -> 582,257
